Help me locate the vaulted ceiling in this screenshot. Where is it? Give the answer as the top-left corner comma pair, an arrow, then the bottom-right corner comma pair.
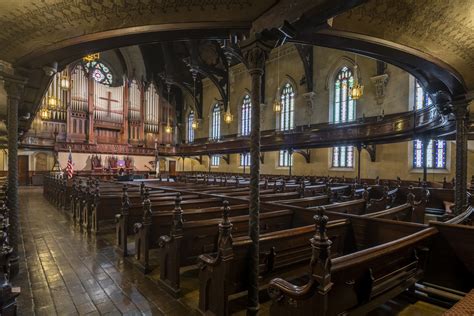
0,0 -> 472,135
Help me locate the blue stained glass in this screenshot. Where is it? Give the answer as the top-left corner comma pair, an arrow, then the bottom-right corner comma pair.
187,111 -> 194,143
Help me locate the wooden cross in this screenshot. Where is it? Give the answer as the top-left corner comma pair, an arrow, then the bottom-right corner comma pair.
99,91 -> 119,115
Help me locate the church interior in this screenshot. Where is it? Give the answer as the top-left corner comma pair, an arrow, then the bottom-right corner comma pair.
0,0 -> 473,315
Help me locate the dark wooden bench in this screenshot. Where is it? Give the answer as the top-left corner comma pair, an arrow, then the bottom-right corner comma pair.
196,204 -> 429,315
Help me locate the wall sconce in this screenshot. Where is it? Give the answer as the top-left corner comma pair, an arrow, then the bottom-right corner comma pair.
273,99 -> 281,112
191,120 -> 198,129
165,124 -> 172,134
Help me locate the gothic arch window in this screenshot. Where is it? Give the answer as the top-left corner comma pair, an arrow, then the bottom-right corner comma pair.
334,66 -> 355,123
85,61 -> 113,86
241,94 -> 251,136
211,104 -> 221,140
280,83 -> 295,131
412,80 -> 446,169
332,67 -> 355,168
187,111 -> 195,143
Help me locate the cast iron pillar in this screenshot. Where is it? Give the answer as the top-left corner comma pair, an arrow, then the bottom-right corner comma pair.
453,99 -> 470,214
240,35 -> 273,316
3,73 -> 26,279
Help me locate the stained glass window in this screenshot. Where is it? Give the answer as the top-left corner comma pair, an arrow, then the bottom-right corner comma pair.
211,155 -> 220,166
278,150 -> 293,167
332,146 -> 354,168
412,80 -> 446,169
240,153 -> 250,166
187,111 -> 194,143
241,94 -> 251,136
414,80 -> 432,110
84,61 -> 113,86
334,67 -> 355,123
280,83 -> 295,131
211,104 -> 221,140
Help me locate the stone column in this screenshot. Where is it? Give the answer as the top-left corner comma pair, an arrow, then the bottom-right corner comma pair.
240,35 -> 273,316
3,73 -> 26,278
452,99 -> 470,214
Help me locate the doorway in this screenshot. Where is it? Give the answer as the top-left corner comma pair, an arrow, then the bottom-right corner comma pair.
18,155 -> 29,186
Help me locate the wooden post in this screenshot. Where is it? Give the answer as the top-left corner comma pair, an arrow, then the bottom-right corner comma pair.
356,144 -> 362,182
240,35 -> 273,315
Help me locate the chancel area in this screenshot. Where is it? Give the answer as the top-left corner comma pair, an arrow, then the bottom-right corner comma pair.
0,0 -> 473,315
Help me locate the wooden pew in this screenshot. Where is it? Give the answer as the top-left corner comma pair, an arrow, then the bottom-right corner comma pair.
115,189 -> 229,256
157,199 -> 297,296
423,219 -> 474,293
266,212 -> 436,316
196,207 -> 429,315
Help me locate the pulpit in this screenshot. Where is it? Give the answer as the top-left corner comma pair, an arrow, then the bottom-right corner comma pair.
91,154 -> 103,173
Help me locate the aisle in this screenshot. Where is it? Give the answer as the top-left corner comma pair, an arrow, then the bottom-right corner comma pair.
16,187 -> 190,315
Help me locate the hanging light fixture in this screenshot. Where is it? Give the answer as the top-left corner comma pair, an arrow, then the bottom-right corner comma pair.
223,54 -> 233,124
165,83 -> 172,134
60,74 -> 70,90
40,107 -> 49,120
47,96 -> 58,108
273,45 -> 282,113
82,53 -> 100,63
191,74 -> 199,129
224,104 -> 233,124
350,55 -> 364,100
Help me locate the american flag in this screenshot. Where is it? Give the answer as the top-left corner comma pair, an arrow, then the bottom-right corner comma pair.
66,149 -> 74,179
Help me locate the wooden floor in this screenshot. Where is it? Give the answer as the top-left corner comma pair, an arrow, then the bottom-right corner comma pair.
16,187 -> 190,315
15,187 -> 448,315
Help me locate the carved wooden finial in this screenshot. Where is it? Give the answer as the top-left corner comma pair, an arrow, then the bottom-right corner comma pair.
142,188 -> 151,220
171,193 -> 183,235
407,185 -> 415,205
140,182 -> 145,196
314,207 -> 329,242
309,206 -> 332,294
217,200 -> 233,259
221,200 -> 230,226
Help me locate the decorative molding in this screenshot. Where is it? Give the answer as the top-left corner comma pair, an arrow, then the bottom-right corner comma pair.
370,74 -> 389,106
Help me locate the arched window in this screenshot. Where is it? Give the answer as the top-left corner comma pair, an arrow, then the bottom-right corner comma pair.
241,94 -> 251,136
211,104 -> 221,140
187,111 -> 195,143
332,67 -> 355,168
414,80 -> 432,110
413,80 -> 446,169
334,66 -> 355,123
84,61 -> 113,86
280,83 -> 295,131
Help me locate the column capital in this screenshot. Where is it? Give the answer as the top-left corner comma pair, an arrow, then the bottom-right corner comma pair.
239,34 -> 274,76
451,97 -> 471,119
1,72 -> 27,100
